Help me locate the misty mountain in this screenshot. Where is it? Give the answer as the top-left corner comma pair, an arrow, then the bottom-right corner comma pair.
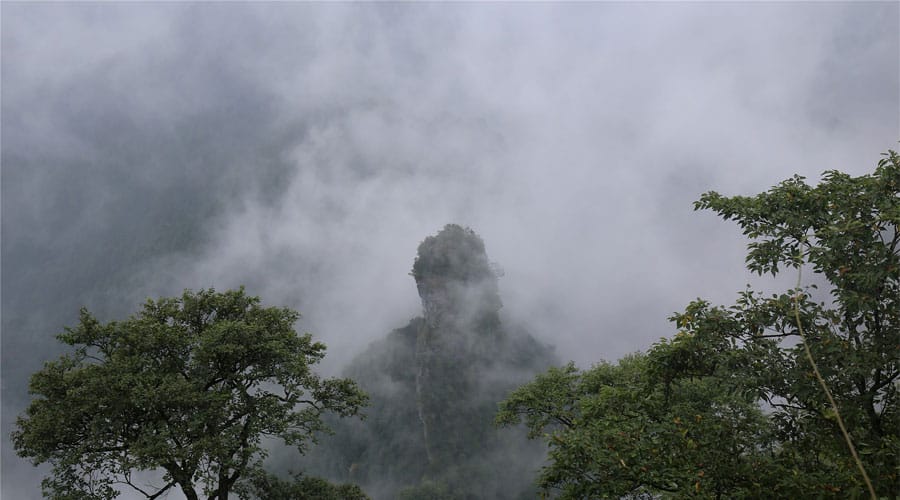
298,225 -> 556,499
3,3 -> 896,498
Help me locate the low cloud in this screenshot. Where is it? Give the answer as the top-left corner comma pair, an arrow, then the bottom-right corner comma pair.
3,3 -> 897,498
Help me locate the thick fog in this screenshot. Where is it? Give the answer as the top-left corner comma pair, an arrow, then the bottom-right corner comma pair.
2,3 -> 898,498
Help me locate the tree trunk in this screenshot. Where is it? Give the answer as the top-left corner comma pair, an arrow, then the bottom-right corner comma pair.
180,485 -> 199,500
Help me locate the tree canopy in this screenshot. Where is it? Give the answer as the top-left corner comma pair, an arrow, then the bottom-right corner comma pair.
498,150 -> 900,498
501,353 -> 786,498
13,288 -> 368,500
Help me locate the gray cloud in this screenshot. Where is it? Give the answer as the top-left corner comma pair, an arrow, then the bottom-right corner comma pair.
3,2 -> 897,498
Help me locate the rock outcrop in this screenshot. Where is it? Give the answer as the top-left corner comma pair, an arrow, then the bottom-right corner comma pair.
304,225 -> 555,499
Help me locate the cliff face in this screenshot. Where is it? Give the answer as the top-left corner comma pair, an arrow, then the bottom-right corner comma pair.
304,225 -> 556,499
412,225 -> 506,466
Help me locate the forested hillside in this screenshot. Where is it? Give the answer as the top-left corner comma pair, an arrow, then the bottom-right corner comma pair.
301,225 -> 557,499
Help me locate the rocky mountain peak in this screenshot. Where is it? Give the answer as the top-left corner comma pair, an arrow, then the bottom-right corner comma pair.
411,224 -> 501,330
305,225 -> 555,499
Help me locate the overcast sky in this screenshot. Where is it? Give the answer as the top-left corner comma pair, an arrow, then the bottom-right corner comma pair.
2,2 -> 898,498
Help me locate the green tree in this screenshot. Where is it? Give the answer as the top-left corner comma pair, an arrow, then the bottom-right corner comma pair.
496,354 -> 776,499
13,288 -> 368,500
499,150 -> 900,498
673,149 -> 899,496
235,470 -> 369,500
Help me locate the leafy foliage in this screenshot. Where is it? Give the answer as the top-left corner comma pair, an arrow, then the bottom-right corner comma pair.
235,469 -> 369,500
685,150 -> 899,496
497,354 -> 776,499
397,479 -> 456,500
499,150 -> 900,498
13,288 -> 367,500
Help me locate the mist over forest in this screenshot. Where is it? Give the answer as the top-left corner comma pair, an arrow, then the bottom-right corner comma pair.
2,3 -> 898,499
